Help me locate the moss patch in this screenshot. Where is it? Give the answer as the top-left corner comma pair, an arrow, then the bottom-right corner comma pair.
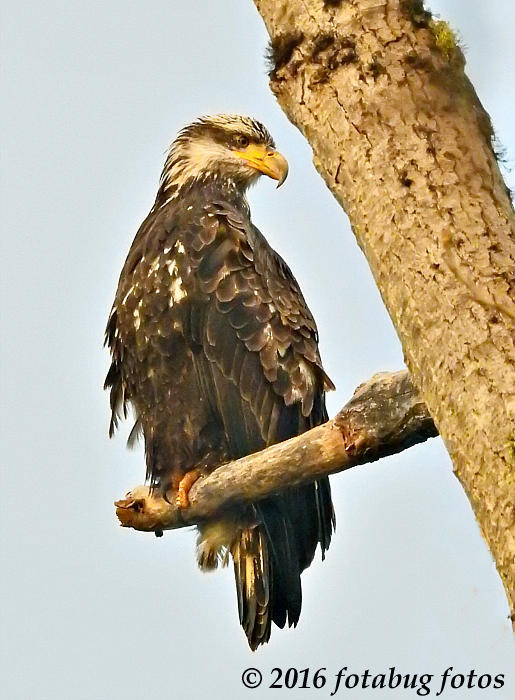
429,19 -> 459,58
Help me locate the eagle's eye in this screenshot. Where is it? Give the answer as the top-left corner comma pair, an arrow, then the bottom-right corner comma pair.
233,134 -> 249,149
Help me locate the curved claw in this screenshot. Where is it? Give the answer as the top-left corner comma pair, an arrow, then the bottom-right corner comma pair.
176,469 -> 202,509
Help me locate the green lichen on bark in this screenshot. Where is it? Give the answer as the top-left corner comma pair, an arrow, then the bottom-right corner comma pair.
429,18 -> 463,66
401,2 -> 464,68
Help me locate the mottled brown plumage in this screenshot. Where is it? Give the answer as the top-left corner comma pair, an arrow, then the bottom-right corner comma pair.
105,115 -> 335,649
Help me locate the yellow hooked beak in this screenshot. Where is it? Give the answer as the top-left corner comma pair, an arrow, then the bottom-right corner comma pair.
233,144 -> 289,187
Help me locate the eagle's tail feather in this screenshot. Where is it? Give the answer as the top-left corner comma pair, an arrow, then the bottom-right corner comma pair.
232,526 -> 272,650
232,502 -> 303,649
196,519 -> 274,648
196,502 -> 307,650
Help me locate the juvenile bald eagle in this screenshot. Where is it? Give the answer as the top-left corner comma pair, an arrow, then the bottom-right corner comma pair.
105,114 -> 335,649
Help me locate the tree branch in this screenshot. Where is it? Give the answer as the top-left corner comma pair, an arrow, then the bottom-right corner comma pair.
115,370 -> 437,533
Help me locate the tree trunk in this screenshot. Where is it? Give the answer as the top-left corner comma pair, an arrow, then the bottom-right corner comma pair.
252,0 -> 515,620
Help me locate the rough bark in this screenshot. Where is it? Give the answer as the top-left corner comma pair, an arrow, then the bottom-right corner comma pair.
115,370 -> 436,532
252,0 -> 515,619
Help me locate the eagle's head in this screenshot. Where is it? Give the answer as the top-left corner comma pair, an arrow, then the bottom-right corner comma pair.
161,114 -> 288,194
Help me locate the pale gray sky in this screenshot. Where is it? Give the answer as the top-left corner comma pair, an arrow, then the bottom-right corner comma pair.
1,1 -> 514,699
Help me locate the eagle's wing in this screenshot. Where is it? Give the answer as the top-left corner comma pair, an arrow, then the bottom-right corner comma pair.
182,199 -> 334,638
187,199 -> 333,439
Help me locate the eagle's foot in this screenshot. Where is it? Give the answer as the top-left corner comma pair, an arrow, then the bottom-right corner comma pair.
176,468 -> 201,509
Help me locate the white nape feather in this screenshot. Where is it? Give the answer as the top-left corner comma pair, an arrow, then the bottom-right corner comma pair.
163,137 -> 230,191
